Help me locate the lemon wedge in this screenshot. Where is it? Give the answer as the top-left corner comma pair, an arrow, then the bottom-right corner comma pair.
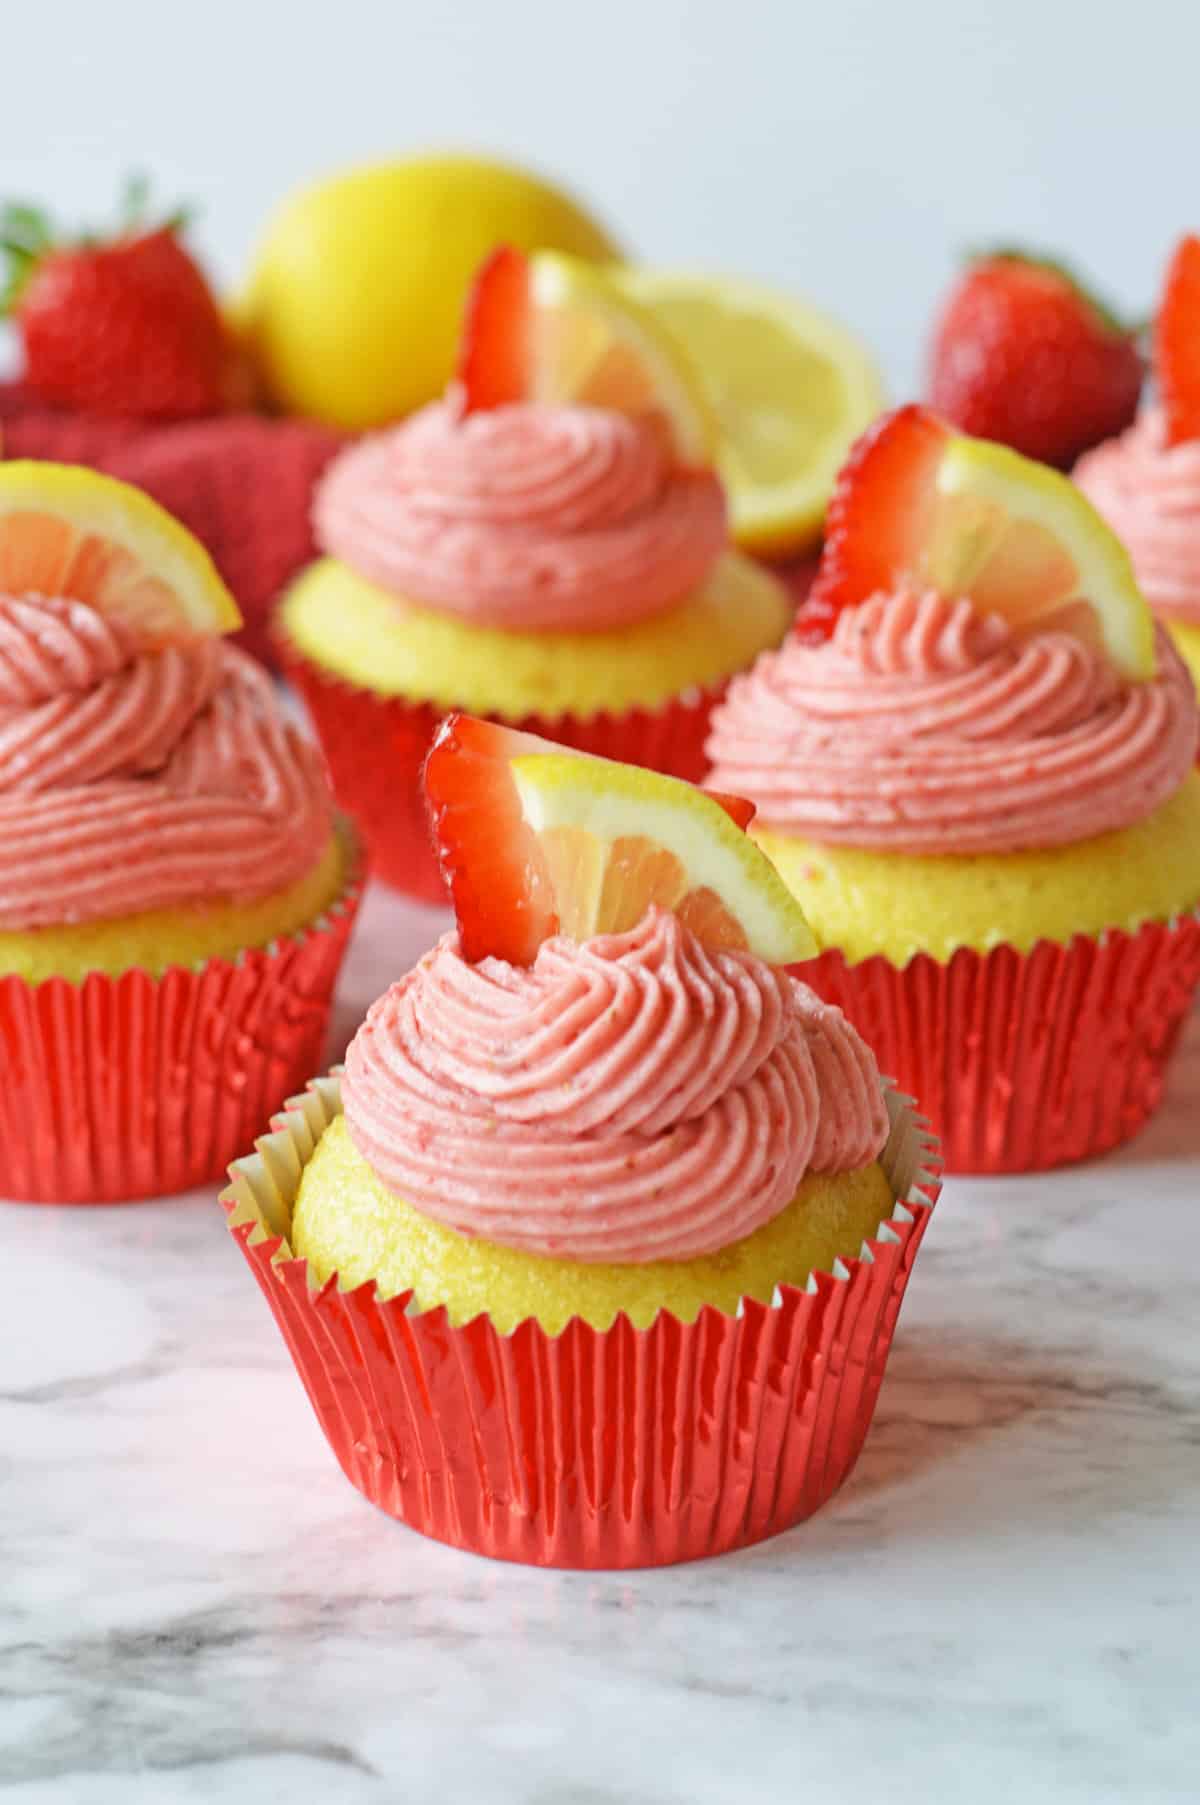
0,461 -> 241,644
619,268 -> 884,554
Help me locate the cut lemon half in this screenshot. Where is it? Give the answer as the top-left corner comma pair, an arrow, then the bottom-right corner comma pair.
0,461 -> 242,644
618,267 -> 885,555
424,713 -> 816,967
811,405 -> 1156,680
458,247 -> 716,466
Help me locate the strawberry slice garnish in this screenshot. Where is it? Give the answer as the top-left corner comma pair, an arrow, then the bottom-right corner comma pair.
454,243 -> 715,464
799,400 -> 1154,677
457,245 -> 531,412
424,714 -> 764,967
424,714 -> 555,964
707,790 -> 756,831
1156,235 -> 1200,447
803,404 -> 950,636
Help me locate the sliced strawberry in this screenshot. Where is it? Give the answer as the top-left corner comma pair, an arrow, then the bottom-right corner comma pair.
799,401 -> 1154,677
457,246 -> 531,412
424,713 -> 554,964
805,404 -> 950,633
424,713 -> 759,965
706,790 -> 756,831
1157,235 -> 1200,447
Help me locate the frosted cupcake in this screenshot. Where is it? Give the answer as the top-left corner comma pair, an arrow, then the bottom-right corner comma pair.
223,715 -> 939,1568
278,249 -> 791,901
1074,234 -> 1200,696
0,461 -> 360,1203
707,406 -> 1200,1172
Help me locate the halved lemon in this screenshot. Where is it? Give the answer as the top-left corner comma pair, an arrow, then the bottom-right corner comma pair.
0,461 -> 242,644
458,247 -> 716,466
424,713 -> 816,967
618,268 -> 885,555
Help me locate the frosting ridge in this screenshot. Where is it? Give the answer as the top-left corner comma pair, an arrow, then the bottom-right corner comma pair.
343,906 -> 888,1264
706,587 -> 1197,853
314,397 -> 727,632
1075,407 -> 1200,627
0,594 -> 335,927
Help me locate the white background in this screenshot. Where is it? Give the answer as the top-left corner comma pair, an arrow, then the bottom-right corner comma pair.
3,0 -> 1198,393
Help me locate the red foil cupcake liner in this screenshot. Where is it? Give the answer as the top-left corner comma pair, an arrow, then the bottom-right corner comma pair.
0,830 -> 363,1205
792,911 -> 1200,1174
764,550 -> 820,609
221,1076 -> 939,1570
279,625 -> 729,904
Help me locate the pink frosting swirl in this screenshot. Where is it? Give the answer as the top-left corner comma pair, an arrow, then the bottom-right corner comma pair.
313,396 -> 727,631
342,907 -> 888,1264
0,594 -> 335,927
1075,407 -> 1200,627
706,587 -> 1197,853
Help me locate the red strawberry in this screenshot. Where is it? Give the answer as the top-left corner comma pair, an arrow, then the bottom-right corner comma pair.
802,405 -> 949,639
457,245 -> 531,411
928,251 -> 1142,469
0,380 -> 149,464
424,714 -> 560,964
2,185 -> 229,422
424,713 -> 755,965
103,415 -> 344,667
708,790 -> 756,831
1156,235 -> 1200,446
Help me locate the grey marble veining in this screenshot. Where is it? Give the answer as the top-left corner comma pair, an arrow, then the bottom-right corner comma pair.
2,881 -> 1198,1804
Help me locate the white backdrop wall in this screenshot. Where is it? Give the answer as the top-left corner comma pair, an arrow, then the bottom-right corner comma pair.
3,0 -> 1197,394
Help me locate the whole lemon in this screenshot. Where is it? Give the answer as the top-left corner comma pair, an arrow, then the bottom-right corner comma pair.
241,154 -> 621,429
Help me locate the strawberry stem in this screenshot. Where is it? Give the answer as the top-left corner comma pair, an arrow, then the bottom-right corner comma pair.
0,203 -> 53,255
966,244 -> 1129,337
0,179 -> 200,316
120,170 -> 152,231
117,173 -> 190,238
0,201 -> 54,313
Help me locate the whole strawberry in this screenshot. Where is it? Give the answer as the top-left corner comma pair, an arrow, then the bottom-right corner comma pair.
1,180 -> 230,421
928,251 -> 1143,470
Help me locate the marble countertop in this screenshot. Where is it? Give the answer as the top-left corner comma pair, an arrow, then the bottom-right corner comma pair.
2,879 -> 1198,1805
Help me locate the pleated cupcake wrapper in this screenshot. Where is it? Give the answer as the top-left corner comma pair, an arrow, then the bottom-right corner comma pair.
277,622 -> 730,905
0,825 -> 364,1205
792,909 -> 1200,1175
221,1075 -> 940,1570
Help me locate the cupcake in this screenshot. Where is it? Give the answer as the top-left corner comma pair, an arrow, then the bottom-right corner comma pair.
1074,236 -> 1200,697
707,405 -> 1200,1173
277,248 -> 792,902
0,461 -> 361,1203
222,715 -> 939,1568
